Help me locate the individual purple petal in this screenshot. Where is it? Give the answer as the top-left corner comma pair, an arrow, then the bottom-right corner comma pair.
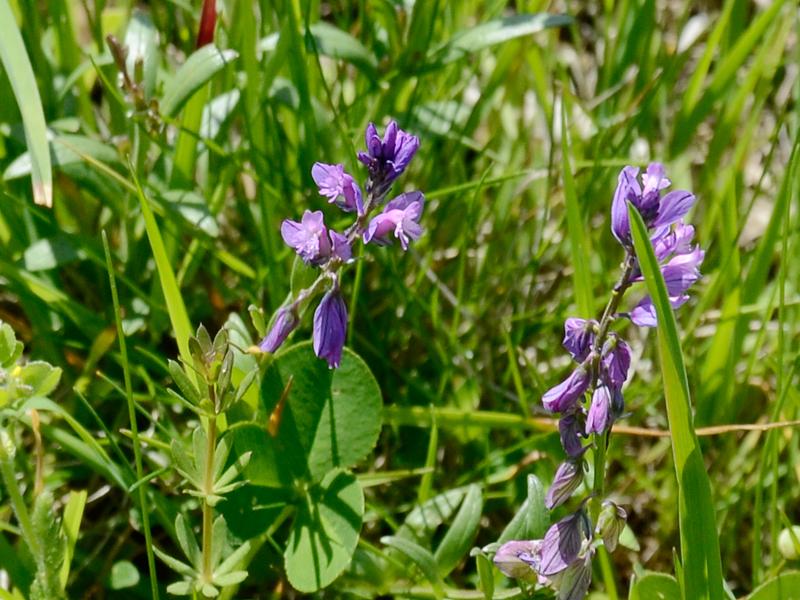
653,190 -> 696,228
586,386 -> 612,435
539,514 -> 583,576
259,307 -> 298,353
610,166 -> 640,245
313,289 -> 348,368
661,246 -> 704,296
562,318 -> 597,363
642,162 -> 670,195
630,297 -> 657,327
542,365 -> 591,413
311,162 -> 364,214
365,122 -> 381,157
653,221 -> 695,261
280,210 -> 332,265
601,335 -> 631,390
559,414 -> 585,457
329,231 -> 352,262
545,460 -> 584,510
493,540 -> 545,582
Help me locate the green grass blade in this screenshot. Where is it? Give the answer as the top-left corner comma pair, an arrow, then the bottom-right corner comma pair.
0,0 -> 52,207
561,101 -> 593,317
129,166 -> 193,366
160,45 -> 238,118
628,204 -> 724,600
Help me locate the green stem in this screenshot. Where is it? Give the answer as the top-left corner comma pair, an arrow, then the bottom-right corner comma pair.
0,435 -> 41,559
103,232 -> 160,600
201,386 -> 218,589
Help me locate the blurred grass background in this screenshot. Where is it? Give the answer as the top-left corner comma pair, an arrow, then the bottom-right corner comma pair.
0,0 -> 798,597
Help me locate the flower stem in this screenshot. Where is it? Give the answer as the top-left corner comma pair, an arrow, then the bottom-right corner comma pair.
589,251 -> 636,523
201,386 -> 219,591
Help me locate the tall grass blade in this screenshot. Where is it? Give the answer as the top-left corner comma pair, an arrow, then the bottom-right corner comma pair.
0,0 -> 52,207
628,205 -> 724,600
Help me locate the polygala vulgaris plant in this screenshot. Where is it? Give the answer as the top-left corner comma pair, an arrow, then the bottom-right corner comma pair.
494,163 -> 704,599
258,120 -> 423,368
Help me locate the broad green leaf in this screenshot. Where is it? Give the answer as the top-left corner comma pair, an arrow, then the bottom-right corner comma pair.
629,572 -> 681,600
161,45 -> 238,117
18,362 -> 62,397
434,484 -> 483,577
397,487 -> 468,543
159,190 -> 220,238
0,0 -> 52,206
235,343 -> 382,486
3,135 -> 121,181
0,322 -> 18,367
748,572 -> 800,600
124,10 -> 159,98
23,237 -> 82,272
498,474 -> 547,543
109,561 -> 140,590
308,22 -> 377,75
284,469 -> 364,593
380,535 -> 443,593
628,204 -> 724,600
433,13 -> 572,65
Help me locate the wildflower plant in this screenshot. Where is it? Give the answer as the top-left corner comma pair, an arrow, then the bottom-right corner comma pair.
494,164 -> 704,598
259,120 -> 423,368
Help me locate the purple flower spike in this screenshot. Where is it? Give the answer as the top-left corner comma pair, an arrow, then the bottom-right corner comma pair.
493,540 -> 546,583
329,230 -> 352,262
545,460 -> 584,510
259,307 -> 298,353
364,191 -> 425,250
562,318 -> 597,363
539,514 -> 583,576
311,162 -> 364,215
281,210 -> 332,265
542,365 -> 591,413
313,289 -> 348,368
559,413 -> 585,457
586,386 -> 613,435
600,335 -> 631,390
358,120 -> 419,183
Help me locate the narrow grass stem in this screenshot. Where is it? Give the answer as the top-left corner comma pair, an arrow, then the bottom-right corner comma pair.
103,232 -> 160,600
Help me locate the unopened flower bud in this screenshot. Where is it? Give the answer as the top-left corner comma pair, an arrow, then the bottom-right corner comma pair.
595,501 -> 627,552
545,460 -> 584,510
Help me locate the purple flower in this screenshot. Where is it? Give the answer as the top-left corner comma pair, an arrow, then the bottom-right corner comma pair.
311,162 -> 364,215
610,163 -> 695,245
542,365 -> 591,413
313,289 -> 348,368
358,120 -> 419,183
548,552 -> 593,600
586,386 -> 612,435
545,460 -> 584,510
600,335 -> 631,389
562,318 -> 597,362
281,210 -> 332,265
329,230 -> 352,262
559,413 -> 585,457
493,540 -> 547,583
539,514 -> 584,576
259,307 -> 298,353
364,191 -> 424,250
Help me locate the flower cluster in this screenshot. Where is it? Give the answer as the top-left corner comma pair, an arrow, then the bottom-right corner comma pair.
259,121 -> 423,368
495,163 -> 703,598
